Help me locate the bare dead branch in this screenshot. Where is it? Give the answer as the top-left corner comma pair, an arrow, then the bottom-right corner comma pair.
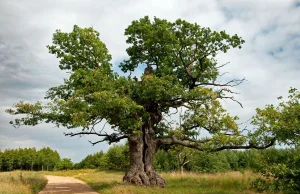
216,61 -> 230,69
88,139 -> 106,146
64,131 -> 129,145
221,96 -> 243,108
100,121 -> 108,133
219,72 -> 229,77
217,88 -> 240,95
196,78 -> 246,88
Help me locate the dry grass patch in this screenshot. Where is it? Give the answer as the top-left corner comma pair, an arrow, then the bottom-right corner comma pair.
73,170 -> 263,194
42,169 -> 96,177
42,170 -> 274,194
0,171 -> 47,194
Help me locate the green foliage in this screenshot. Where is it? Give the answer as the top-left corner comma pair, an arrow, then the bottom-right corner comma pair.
47,25 -> 112,71
38,147 -> 60,171
252,148 -> 300,194
75,151 -> 106,169
223,150 -> 239,171
9,16 -> 297,189
252,88 -> 300,146
251,89 -> 300,193
153,146 -> 298,175
6,16 -> 253,152
104,145 -> 129,171
191,151 -> 231,173
154,149 -> 178,171
75,145 -> 129,171
0,147 -> 60,172
234,150 -> 261,170
55,158 -> 74,170
121,16 -> 244,77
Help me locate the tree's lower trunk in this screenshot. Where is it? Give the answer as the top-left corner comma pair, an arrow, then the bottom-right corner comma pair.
180,166 -> 184,174
123,124 -> 165,187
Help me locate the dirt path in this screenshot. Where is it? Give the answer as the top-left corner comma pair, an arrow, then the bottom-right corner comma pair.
39,175 -> 98,194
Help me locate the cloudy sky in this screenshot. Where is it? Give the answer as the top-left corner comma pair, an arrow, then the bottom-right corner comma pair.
0,0 -> 299,162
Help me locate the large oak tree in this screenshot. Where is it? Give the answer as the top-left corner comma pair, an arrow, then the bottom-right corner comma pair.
6,16 -> 275,187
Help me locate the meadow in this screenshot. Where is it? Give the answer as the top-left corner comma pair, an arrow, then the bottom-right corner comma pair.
0,169 -> 280,194
45,169 -> 265,194
0,171 -> 47,194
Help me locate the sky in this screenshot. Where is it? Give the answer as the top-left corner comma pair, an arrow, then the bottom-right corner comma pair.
0,0 -> 299,163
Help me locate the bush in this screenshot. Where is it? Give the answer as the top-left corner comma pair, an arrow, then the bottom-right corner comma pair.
192,152 -> 231,173
252,148 -> 300,193
105,145 -> 129,171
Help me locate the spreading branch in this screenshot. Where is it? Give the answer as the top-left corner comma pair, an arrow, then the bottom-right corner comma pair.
158,135 -> 275,152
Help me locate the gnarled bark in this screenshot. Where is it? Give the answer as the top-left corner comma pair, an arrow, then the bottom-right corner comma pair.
123,121 -> 165,187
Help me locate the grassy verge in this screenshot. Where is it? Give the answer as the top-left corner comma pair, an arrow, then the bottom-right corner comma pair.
41,168 -> 96,177
0,171 -> 47,194
45,169 -> 264,194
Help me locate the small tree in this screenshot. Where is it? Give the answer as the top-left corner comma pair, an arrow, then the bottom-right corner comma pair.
251,88 -> 300,193
78,151 -> 105,169
105,145 -> 129,171
252,88 -> 300,146
37,147 -> 60,171
55,158 -> 73,170
6,16 -> 274,187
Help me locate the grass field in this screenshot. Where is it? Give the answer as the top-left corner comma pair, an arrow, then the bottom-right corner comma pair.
0,171 -> 47,194
46,169 -> 264,194
0,170 -> 271,194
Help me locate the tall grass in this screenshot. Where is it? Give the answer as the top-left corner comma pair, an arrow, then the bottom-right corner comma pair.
46,169 -> 262,194
0,171 -> 47,194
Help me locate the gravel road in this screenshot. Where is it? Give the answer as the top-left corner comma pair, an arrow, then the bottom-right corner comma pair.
38,175 -> 98,194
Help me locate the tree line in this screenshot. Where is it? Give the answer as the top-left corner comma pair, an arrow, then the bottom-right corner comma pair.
75,144 -> 298,174
0,147 -> 72,171
1,145 -> 297,174
1,145 -> 298,193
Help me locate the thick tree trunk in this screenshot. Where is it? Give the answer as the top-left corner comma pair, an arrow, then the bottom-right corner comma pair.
123,121 -> 165,187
